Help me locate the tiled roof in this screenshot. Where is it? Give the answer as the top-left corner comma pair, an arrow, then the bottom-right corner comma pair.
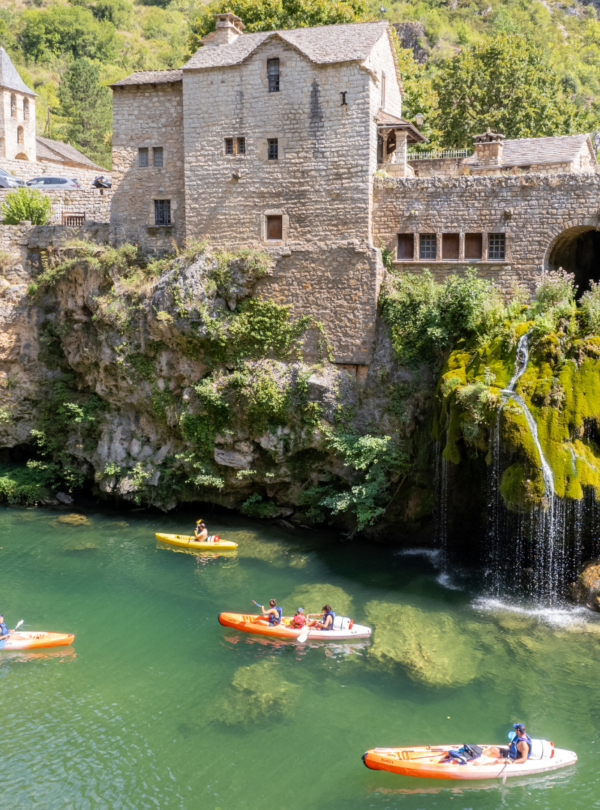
183,21 -> 389,70
36,136 -> 105,170
501,134 -> 593,166
110,69 -> 183,87
376,110 -> 428,143
464,133 -> 594,167
0,48 -> 36,96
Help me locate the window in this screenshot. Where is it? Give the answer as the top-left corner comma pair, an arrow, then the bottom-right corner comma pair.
154,199 -> 171,226
419,233 -> 436,260
224,138 -> 234,155
138,148 -> 149,167
465,233 -> 483,260
17,126 -> 24,145
23,98 -> 29,121
442,233 -> 459,260
237,137 -> 246,155
266,215 -> 283,240
381,71 -> 386,108
10,94 -> 16,118
153,147 -> 163,167
267,58 -> 280,92
488,233 -> 506,260
397,233 -> 414,260
268,138 -> 278,160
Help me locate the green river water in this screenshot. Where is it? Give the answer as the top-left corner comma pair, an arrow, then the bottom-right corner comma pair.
1,506 -> 600,809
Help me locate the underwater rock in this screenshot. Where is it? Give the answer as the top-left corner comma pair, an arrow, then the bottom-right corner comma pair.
569,557 -> 600,612
364,601 -> 483,687
211,662 -> 297,726
56,513 -> 89,526
287,583 -> 353,617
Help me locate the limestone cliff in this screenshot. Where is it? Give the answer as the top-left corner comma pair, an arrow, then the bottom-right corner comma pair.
0,224 -> 434,536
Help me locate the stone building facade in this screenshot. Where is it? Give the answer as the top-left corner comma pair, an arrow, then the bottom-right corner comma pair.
110,15 -> 600,364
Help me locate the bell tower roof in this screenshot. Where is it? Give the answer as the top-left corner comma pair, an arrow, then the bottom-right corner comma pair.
0,48 -> 36,96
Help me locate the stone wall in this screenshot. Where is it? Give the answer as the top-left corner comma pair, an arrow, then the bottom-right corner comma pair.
372,172 -> 600,292
0,187 -> 112,224
110,81 -> 185,253
0,157 -> 110,186
1,89 -> 36,162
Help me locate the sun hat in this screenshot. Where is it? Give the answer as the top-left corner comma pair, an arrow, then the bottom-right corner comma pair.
297,607 -> 304,613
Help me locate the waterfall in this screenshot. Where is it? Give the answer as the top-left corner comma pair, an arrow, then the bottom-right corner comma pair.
434,445 -> 449,567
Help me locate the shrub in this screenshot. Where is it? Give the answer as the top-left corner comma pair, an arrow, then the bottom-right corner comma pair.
580,281 -> 600,333
533,268 -> 577,312
1,187 -> 52,226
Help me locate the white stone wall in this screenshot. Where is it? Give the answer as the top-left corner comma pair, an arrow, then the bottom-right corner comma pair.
110,82 -> 185,251
0,89 -> 36,162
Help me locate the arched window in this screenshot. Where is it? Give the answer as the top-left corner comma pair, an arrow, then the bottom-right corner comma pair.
23,98 -> 29,121
10,94 -> 17,118
17,126 -> 24,145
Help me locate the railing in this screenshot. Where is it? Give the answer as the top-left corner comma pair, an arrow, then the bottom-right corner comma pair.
407,149 -> 471,160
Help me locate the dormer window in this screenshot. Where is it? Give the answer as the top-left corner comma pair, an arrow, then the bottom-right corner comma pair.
267,59 -> 280,92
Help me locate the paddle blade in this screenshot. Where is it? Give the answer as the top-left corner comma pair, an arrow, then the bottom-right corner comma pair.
297,627 -> 310,643
15,620 -> 23,630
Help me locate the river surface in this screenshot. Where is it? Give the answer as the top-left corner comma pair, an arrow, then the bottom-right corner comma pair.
1,506 -> 600,809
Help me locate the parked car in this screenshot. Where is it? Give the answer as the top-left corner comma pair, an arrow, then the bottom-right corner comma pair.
92,175 -> 111,189
0,168 -> 25,189
26,177 -> 81,189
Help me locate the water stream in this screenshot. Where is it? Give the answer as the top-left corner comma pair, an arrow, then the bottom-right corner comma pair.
1,505 -> 600,809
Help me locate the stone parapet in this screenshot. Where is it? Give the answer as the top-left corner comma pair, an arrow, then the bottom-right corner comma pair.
0,187 -> 112,225
0,157 -> 110,186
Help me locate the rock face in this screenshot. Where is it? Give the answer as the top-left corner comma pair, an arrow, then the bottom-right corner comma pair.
569,558 -> 600,612
0,226 -> 436,536
393,22 -> 429,63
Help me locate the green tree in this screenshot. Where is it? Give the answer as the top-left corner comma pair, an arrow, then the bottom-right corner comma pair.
58,58 -> 112,168
1,188 -> 51,226
20,6 -> 116,62
433,33 -> 591,148
392,32 -> 440,148
189,0 -> 368,53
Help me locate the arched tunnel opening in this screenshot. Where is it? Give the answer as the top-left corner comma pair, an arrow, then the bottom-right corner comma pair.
548,226 -> 600,296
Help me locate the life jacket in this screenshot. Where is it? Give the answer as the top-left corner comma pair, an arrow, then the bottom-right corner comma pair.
509,733 -> 532,760
443,745 -> 482,765
0,622 -> 8,637
322,610 -> 335,630
293,614 -> 306,628
269,607 -> 283,625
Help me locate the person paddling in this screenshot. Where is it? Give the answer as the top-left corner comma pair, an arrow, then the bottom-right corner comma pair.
485,723 -> 532,764
260,599 -> 283,625
194,520 -> 208,542
308,604 -> 335,631
0,614 -> 10,650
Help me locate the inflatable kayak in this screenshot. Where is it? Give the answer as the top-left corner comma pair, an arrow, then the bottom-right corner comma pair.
219,612 -> 371,640
0,631 -> 75,651
155,533 -> 238,550
362,743 -> 577,780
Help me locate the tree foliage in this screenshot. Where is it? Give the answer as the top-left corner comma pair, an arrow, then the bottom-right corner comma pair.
189,0 -> 369,53
1,188 -> 52,226
58,58 -> 112,167
392,33 -> 440,148
433,33 -> 591,147
20,5 -> 117,62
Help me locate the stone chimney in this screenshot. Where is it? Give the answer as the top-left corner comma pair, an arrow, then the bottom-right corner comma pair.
472,127 -> 505,166
203,12 -> 245,47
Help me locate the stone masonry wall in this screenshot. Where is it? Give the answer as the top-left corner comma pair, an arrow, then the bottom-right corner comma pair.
0,188 -> 112,224
110,82 -> 185,253
372,172 -> 600,293
181,32 -> 397,363
1,89 -> 36,162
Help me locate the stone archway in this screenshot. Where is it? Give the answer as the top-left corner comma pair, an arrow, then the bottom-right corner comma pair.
546,224 -> 600,296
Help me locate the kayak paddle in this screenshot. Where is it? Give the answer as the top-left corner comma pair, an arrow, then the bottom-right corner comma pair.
297,624 -> 311,643
11,620 -> 23,633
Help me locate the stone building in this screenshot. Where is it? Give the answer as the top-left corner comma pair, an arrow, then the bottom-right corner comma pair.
110,16 -> 426,364
0,48 -> 107,182
110,15 -> 600,365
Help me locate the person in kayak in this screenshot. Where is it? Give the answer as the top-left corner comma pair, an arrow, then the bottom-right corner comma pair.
0,614 -> 9,650
194,520 -> 208,542
484,723 -> 532,763
308,605 -> 335,630
290,608 -> 306,629
261,599 -> 282,625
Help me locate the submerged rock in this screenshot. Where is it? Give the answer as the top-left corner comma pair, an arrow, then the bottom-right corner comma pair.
365,601 -> 483,687
569,557 -> 600,612
56,513 -> 89,526
211,662 -> 297,726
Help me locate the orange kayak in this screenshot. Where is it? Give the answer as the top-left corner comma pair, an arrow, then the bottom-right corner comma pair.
1,631 -> 75,651
219,612 -> 371,640
362,744 -> 577,780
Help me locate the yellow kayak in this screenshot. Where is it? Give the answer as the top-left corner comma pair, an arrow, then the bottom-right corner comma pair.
155,533 -> 238,550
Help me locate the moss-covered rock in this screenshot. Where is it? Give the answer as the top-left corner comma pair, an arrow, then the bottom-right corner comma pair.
569,557 -> 600,612
210,662 -> 298,726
